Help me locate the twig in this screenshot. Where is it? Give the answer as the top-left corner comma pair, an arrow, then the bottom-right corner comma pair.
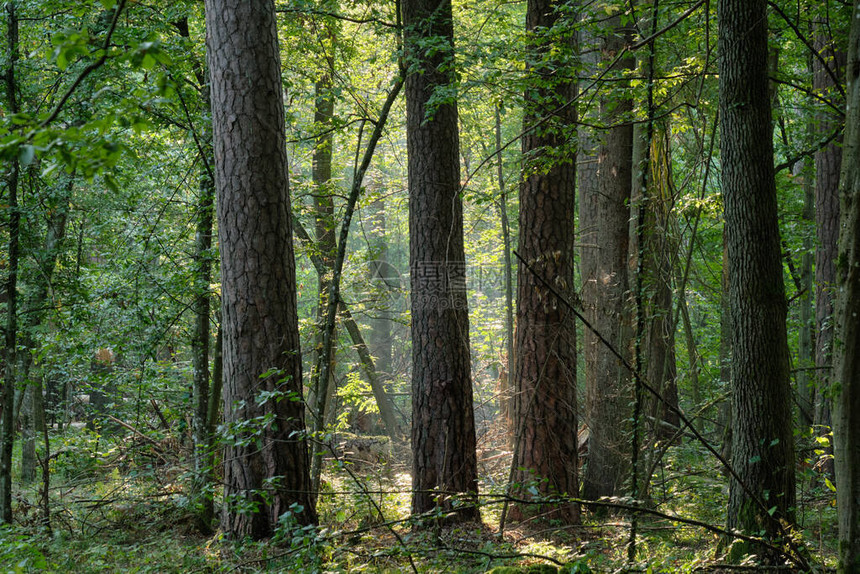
36,0 -> 128,129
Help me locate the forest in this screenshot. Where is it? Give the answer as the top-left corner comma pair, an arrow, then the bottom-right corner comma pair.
0,0 -> 858,571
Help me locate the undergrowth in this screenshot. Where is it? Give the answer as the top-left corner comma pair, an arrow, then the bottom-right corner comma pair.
0,425 -> 839,573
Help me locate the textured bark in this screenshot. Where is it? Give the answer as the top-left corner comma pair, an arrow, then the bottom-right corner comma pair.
580,13 -> 635,502
205,0 -> 316,537
832,3 -> 860,571
813,3 -> 846,439
403,0 -> 479,521
719,0 -> 796,561
509,0 -> 579,525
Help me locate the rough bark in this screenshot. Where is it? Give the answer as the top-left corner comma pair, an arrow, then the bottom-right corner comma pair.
832,3 -> 860,571
403,0 -> 479,521
508,0 -> 579,525
580,12 -> 635,501
205,0 -> 316,537
719,0 -> 796,561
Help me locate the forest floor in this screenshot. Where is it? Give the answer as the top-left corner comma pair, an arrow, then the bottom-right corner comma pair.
0,422 -> 840,573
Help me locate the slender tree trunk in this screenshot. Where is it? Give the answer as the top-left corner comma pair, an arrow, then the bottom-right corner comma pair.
0,0 -> 21,524
797,155 -> 815,429
20,174 -> 72,482
580,11 -> 635,501
172,14 -> 219,535
309,72 -> 337,495
205,0 -> 316,537
508,0 -> 579,525
832,4 -> 860,571
403,0 -> 479,521
493,105 -> 515,444
190,109 -> 216,534
292,217 -> 402,443
719,0 -> 796,561
366,196 -> 395,435
639,126 -> 680,442
718,243 -> 732,460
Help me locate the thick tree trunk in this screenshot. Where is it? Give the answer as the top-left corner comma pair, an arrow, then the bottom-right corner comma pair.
403,0 -> 479,521
832,3 -> 860,571
205,0 -> 316,537
508,0 -> 579,525
719,0 -> 796,562
580,12 -> 635,501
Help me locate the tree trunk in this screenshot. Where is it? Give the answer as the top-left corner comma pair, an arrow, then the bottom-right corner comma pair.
639,126 -> 680,442
719,0 -> 796,561
20,174 -> 72,482
0,0 -> 21,524
205,0 -> 316,537
580,11 -> 635,501
292,216 -> 402,443
813,2 -> 846,452
832,3 -> 860,571
365,196 -> 395,434
403,0 -> 479,522
493,105 -> 515,443
190,103 -> 216,534
309,71 -> 337,495
508,0 -> 579,525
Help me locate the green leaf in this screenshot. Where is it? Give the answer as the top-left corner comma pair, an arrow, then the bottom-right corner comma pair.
99,0 -> 117,9
825,477 -> 836,492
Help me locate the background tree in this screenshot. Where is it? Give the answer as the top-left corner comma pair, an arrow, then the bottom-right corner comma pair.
204,0 -> 316,537
719,0 -> 796,561
579,9 -> 635,501
403,0 -> 480,521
